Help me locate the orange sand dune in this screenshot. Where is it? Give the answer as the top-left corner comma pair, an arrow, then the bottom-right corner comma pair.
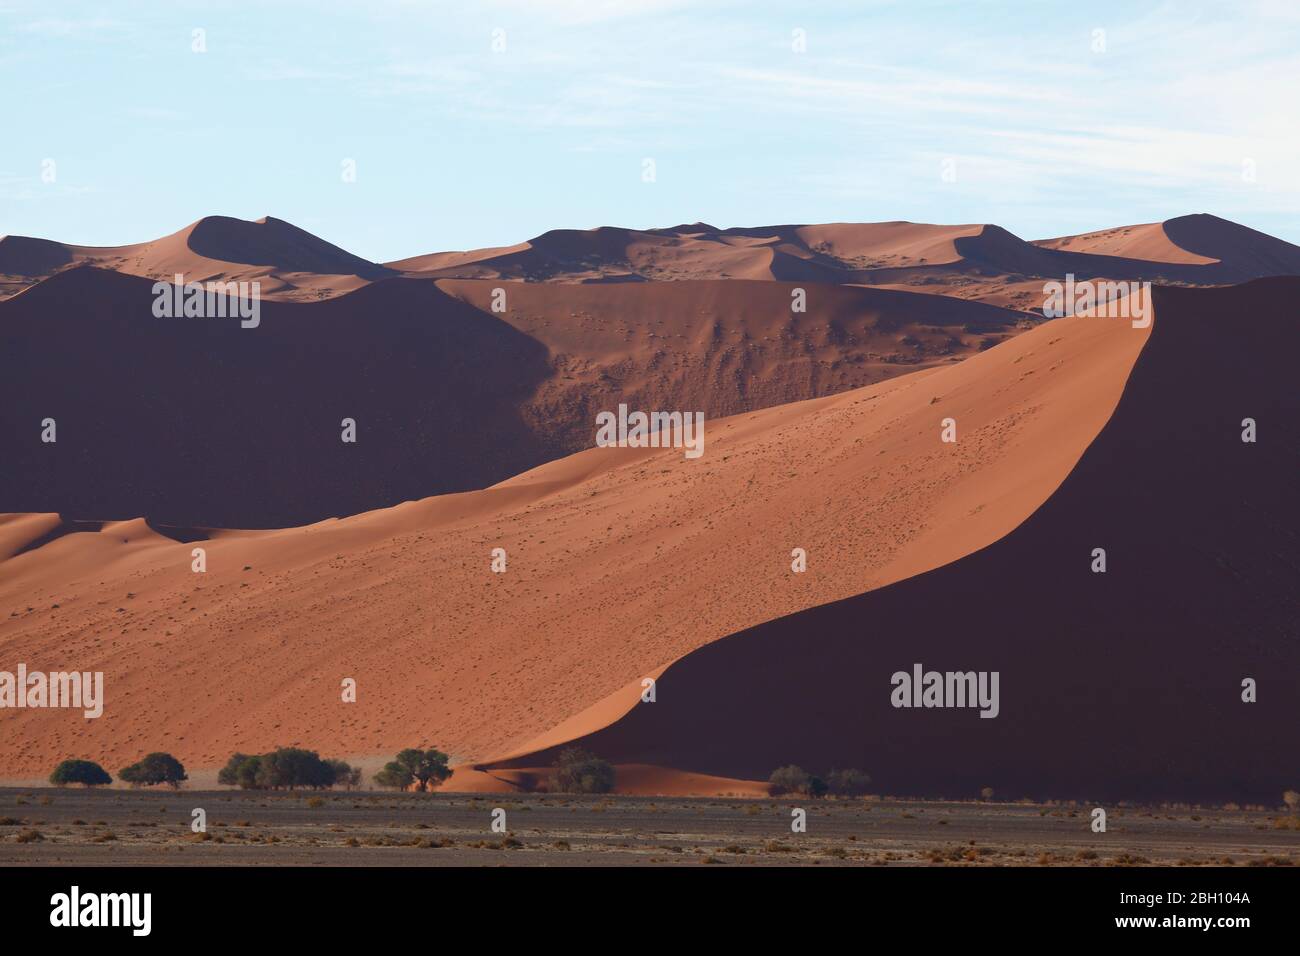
390,220 -> 1047,286
8,214 -> 1298,311
1034,213 -> 1300,277
1034,220 -> 1219,264
0,303 -> 1146,781
492,279 -> 1300,803
393,215 -> 1300,313
0,215 -> 390,302
0,266 -> 1023,528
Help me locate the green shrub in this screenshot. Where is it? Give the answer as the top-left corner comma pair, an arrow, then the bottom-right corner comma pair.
827,768 -> 873,797
373,761 -> 414,790
549,748 -> 615,794
217,753 -> 262,789
49,759 -> 112,788
217,748 -> 347,790
119,752 -> 188,788
257,747 -> 336,789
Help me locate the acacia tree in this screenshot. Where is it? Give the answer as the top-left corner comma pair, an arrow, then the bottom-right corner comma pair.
49,759 -> 112,787
119,752 -> 188,788
394,748 -> 452,791
373,761 -> 414,790
768,765 -> 811,796
217,748 -> 346,790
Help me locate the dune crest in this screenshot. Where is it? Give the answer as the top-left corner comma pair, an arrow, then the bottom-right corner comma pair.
490,279 -> 1300,803
0,295 -> 1149,780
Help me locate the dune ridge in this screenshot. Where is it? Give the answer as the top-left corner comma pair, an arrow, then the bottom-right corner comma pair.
0,292 -> 1149,781
490,278 -> 1300,803
0,267 -> 1022,528
7,213 -> 1298,308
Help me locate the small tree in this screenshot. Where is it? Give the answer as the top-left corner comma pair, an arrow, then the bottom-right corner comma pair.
393,748 -> 453,792
550,747 -> 615,794
325,759 -> 361,790
980,786 -> 995,802
49,759 -> 112,788
768,765 -> 811,796
257,747 -> 335,789
827,768 -> 873,797
119,752 -> 188,789
217,753 -> 263,789
1284,789 -> 1299,811
373,761 -> 414,790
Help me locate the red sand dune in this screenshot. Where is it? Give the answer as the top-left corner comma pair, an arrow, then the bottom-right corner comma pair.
0,294 -> 1147,783
10,213 -> 1297,308
0,216 -> 390,302
0,267 -> 1020,527
1034,213 -> 1300,276
1,216 -> 1296,801
490,279 -> 1300,803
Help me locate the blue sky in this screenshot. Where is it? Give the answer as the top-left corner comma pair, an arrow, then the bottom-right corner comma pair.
3,0 -> 1298,262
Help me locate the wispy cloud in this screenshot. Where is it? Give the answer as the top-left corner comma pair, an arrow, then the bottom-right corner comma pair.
17,16 -> 121,36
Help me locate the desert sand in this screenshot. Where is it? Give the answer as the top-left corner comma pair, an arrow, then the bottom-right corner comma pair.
1,215 -> 1297,805
0,281 -> 1145,783
492,279 -> 1300,803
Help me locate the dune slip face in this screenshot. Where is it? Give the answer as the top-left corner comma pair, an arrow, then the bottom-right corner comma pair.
1,216 -> 1298,801
0,274 -> 1148,782
0,267 -> 1020,528
492,279 -> 1300,804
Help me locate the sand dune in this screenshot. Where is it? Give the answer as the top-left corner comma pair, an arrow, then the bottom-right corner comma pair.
0,294 -> 1146,781
11,214 -> 1296,309
1034,213 -> 1300,277
1034,220 -> 1220,264
2,215 -> 1297,801
0,216 -> 390,302
491,278 -> 1300,803
0,267 -> 1022,527
390,215 -> 1300,317
0,268 -> 554,527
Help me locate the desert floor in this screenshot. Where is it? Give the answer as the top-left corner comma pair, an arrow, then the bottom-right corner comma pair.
1,788 -> 1296,867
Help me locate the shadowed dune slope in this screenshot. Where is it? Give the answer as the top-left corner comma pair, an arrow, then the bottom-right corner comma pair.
437,276 -> 1024,450
0,268 -> 555,527
0,268 -> 1022,527
494,278 -> 1300,803
0,301 -> 1146,779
